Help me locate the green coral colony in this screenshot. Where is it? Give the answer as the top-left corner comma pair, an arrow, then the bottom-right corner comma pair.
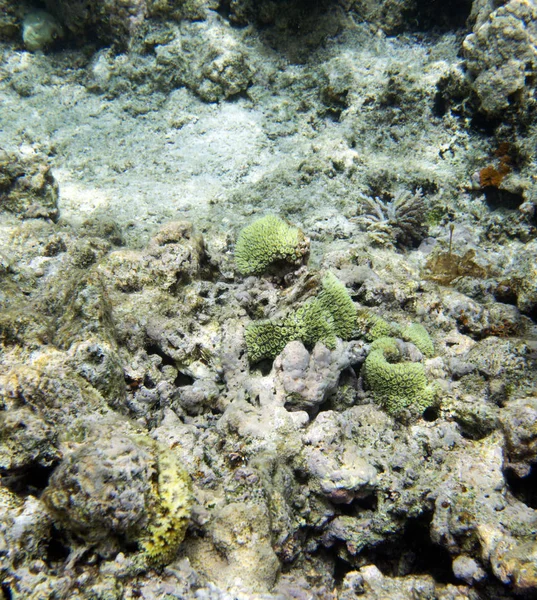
236,215 -> 437,419
235,214 -> 310,275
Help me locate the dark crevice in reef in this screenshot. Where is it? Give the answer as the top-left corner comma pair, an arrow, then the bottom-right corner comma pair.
44,526 -> 71,565
174,371 -> 195,387
338,493 -> 379,517
483,188 -> 525,211
333,512 -> 458,586
505,464 -> 537,509
144,344 -> 176,368
1,463 -> 57,497
407,0 -> 473,32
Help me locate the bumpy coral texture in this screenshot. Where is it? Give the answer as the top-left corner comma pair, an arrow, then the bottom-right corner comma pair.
356,309 -> 399,341
234,215 -> 309,275
363,337 -> 435,418
43,435 -> 155,544
401,322 -> 435,357
245,273 -> 356,362
43,434 -> 191,564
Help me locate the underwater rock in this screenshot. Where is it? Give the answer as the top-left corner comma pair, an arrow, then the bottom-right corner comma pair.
302,410 -> 378,504
0,406 -> 60,473
188,501 -> 280,592
43,432 -> 192,563
22,10 -> 63,51
155,21 -> 255,102
479,525 -> 537,595
0,487 -> 52,563
0,0 -> 24,39
500,396 -> 537,477
43,0 -> 147,47
43,433 -> 156,549
274,339 -> 366,413
0,149 -> 59,221
500,239 -> 537,318
463,0 -> 537,117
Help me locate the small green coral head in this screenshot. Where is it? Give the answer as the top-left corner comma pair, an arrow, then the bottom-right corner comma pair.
363,337 -> 435,419
356,309 -> 400,342
235,215 -> 310,276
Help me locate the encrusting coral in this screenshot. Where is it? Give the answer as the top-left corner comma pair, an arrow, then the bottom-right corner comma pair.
363,337 -> 435,419
245,272 -> 356,362
235,214 -> 310,275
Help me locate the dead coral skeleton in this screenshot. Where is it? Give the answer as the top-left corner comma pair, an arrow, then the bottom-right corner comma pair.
353,189 -> 427,248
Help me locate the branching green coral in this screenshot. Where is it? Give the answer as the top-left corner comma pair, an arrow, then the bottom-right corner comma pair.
245,273 -> 355,362
363,337 -> 435,418
401,323 -> 434,357
140,446 -> 192,565
235,215 -> 309,275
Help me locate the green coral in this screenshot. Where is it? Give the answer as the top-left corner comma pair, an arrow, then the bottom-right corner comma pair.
401,323 -> 434,357
363,337 -> 435,418
235,215 -> 309,275
245,273 -> 355,362
356,309 -> 400,341
317,272 -> 357,339
140,446 -> 192,565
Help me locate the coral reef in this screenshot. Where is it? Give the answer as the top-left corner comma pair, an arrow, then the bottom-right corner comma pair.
1,0 -> 537,597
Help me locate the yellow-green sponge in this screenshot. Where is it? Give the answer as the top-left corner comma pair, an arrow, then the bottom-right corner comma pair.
235,215 -> 310,275
363,337 -> 435,418
140,446 -> 192,565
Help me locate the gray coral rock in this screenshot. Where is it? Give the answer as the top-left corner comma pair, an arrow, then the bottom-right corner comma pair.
274,340 -> 366,413
500,396 -> 537,476
302,410 -> 378,504
43,433 -> 156,552
155,21 -> 255,102
463,0 -> 537,116
0,149 -> 59,221
0,406 -> 60,473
